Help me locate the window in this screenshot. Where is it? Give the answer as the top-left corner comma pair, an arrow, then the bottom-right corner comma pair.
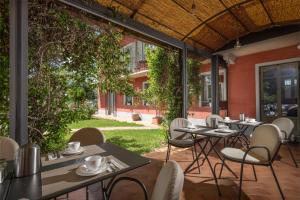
124,95 -> 133,106
142,82 -> 150,106
123,43 -> 136,71
199,71 -> 227,107
284,79 -> 292,86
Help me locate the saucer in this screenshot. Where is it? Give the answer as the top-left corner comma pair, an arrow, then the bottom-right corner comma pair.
76,164 -> 106,176
62,147 -> 85,155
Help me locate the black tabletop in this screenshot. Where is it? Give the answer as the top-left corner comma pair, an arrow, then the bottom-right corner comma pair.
1,142 -> 150,200
174,127 -> 239,138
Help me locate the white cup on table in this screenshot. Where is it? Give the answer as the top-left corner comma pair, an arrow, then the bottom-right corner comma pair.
84,155 -> 102,171
224,117 -> 230,121
67,141 -> 80,152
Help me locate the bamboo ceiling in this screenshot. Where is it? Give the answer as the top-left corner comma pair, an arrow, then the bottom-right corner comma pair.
96,0 -> 300,52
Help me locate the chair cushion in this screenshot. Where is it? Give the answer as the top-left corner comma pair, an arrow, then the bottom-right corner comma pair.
221,147 -> 262,164
169,139 -> 194,148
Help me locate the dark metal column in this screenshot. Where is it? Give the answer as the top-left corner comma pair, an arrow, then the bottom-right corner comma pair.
211,55 -> 219,114
181,43 -> 188,118
9,0 -> 28,145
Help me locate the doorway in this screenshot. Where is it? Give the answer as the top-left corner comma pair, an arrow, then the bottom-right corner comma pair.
260,61 -> 299,137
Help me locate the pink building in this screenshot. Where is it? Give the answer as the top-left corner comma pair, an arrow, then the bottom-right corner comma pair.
98,32 -> 300,140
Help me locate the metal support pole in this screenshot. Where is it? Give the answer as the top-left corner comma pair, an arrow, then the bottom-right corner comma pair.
181,43 -> 188,118
211,55 -> 219,114
9,0 -> 28,145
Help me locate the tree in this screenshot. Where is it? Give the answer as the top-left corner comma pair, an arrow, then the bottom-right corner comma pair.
0,0 -> 133,152
144,47 -> 201,125
142,47 -> 169,116
144,47 -> 183,124
95,27 -> 134,97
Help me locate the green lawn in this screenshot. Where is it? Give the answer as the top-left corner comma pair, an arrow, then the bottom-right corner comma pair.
103,129 -> 165,154
68,118 -> 143,129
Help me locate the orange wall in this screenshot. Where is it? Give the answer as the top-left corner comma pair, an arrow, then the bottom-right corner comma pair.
228,45 -> 300,118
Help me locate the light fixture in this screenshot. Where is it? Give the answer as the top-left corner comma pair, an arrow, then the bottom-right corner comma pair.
191,0 -> 196,14
234,38 -> 241,49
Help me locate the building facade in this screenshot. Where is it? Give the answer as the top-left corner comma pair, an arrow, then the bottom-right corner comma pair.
97,33 -> 300,139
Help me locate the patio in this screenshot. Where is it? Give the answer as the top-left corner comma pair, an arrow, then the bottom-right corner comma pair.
62,143 -> 300,200
1,0 -> 300,200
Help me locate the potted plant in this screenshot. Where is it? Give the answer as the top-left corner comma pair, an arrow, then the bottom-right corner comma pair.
141,89 -> 163,125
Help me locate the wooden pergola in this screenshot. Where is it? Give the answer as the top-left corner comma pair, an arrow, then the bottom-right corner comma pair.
9,0 -> 300,144
94,0 -> 300,52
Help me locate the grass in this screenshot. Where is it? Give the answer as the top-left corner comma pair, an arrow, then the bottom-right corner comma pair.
103,129 -> 165,154
68,118 -> 143,129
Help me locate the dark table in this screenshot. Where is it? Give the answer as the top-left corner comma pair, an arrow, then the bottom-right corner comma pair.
174,126 -> 239,196
221,120 -> 263,147
0,142 -> 150,200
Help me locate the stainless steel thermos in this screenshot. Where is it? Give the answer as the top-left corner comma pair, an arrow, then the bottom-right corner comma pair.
14,144 -> 41,177
210,118 -> 218,128
239,113 -> 245,121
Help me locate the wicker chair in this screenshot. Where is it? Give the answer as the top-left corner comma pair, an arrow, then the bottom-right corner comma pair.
69,127 -> 106,146
166,118 -> 205,174
0,136 -> 19,161
219,124 -> 284,200
272,117 -> 298,167
108,160 -> 184,200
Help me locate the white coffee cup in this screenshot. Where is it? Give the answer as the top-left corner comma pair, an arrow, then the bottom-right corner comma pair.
84,156 -> 102,171
249,118 -> 256,123
224,117 -> 230,121
68,141 -> 80,152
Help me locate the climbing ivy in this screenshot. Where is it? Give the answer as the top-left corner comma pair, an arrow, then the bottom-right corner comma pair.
144,46 -> 201,125
0,0 -> 9,137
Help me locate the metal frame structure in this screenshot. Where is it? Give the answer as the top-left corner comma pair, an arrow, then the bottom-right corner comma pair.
9,0 -> 28,145
211,55 -> 220,114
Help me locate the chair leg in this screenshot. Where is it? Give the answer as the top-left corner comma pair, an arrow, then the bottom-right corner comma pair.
193,144 -> 201,174
238,162 -> 245,200
252,165 -> 257,181
86,186 -> 89,200
270,163 -> 285,200
165,143 -> 171,163
219,159 -> 225,178
286,144 -> 298,168
191,147 -> 195,160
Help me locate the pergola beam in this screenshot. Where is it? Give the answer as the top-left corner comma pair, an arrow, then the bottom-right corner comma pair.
171,0 -> 229,41
259,0 -> 274,26
58,0 -> 210,58
9,0 -> 28,145
182,0 -> 254,41
219,0 -> 250,32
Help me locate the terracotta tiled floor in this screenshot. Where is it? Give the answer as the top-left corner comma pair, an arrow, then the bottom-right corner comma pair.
63,143 -> 300,200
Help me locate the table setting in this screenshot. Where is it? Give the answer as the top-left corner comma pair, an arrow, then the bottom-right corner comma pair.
1,142 -> 150,200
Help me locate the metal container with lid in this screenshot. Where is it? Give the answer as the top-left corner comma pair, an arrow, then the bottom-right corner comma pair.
210,118 -> 218,129
239,113 -> 245,121
14,143 -> 41,178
